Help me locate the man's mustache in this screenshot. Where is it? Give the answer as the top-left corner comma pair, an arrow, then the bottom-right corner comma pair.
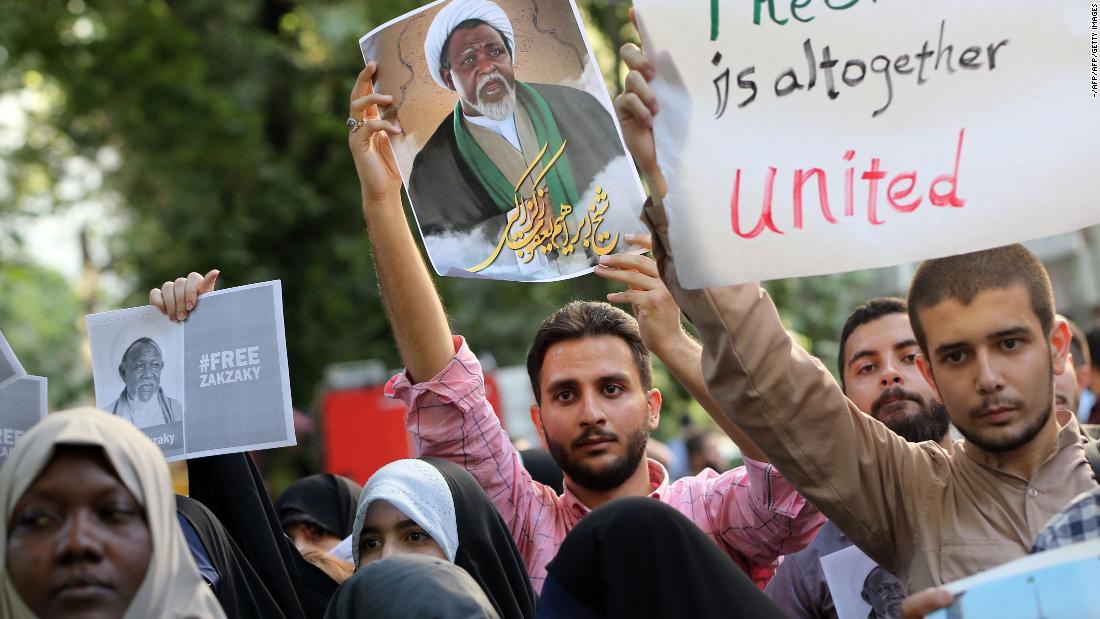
871,385 -> 926,417
968,395 -> 1026,420
571,427 -> 618,450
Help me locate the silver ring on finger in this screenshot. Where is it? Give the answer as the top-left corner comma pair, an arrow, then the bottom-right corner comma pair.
346,116 -> 366,133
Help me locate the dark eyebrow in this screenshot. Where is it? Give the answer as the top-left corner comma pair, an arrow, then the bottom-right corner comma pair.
893,339 -> 919,351
395,519 -> 421,530
933,341 -> 969,359
598,372 -> 632,384
545,377 -> 579,395
989,326 -> 1031,340
847,350 -> 878,367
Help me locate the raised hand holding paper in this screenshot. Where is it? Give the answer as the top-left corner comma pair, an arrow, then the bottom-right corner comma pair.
86,281 -> 295,460
632,0 -> 1100,287
358,0 -> 647,282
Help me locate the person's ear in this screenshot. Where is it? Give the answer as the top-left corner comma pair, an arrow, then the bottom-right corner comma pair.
916,354 -> 941,401
1051,319 -> 1071,377
530,404 -> 548,447
118,363 -> 126,381
645,388 -> 662,432
442,69 -> 455,91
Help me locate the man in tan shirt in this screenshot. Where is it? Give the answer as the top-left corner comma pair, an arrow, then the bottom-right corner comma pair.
612,38 -> 1096,593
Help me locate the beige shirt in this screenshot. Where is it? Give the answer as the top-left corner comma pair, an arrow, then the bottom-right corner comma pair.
642,199 -> 1097,592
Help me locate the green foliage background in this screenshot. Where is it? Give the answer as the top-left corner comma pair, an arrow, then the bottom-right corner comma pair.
0,0 -> 875,463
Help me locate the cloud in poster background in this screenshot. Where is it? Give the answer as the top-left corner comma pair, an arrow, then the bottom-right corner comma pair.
423,154 -> 647,281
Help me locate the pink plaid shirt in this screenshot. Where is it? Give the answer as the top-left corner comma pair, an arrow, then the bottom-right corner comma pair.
387,337 -> 823,592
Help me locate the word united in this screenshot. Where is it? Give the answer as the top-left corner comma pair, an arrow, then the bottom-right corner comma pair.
198,346 -> 262,388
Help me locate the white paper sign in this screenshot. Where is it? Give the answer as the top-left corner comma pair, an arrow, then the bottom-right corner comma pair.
86,281 -> 295,461
633,0 -> 1100,287
0,328 -> 26,390
820,544 -> 877,619
0,329 -> 48,463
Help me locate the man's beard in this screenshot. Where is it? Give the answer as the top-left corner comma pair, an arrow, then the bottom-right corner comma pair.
545,424 -> 649,492
458,70 -> 516,121
870,385 -> 950,444
954,360 -> 1054,453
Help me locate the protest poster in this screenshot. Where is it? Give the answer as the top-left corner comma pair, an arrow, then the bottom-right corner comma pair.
358,0 -> 647,282
632,0 -> 1100,288
0,329 -> 47,464
86,281 -> 295,460
0,328 -> 25,389
820,544 -> 904,619
928,538 -> 1100,618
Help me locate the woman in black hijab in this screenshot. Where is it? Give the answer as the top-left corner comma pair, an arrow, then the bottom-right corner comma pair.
536,497 -> 789,619
176,494 -> 290,619
276,474 -> 362,558
326,555 -> 500,619
350,457 -> 536,619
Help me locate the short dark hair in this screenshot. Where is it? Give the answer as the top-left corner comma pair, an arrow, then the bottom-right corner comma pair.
1065,318 -> 1090,369
837,297 -> 908,392
440,19 -> 514,71
908,244 -> 1054,356
1087,327 -> 1100,369
685,428 -> 716,458
526,301 -> 652,405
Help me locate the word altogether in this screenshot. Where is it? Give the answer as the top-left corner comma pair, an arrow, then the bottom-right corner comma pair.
712,20 -> 1009,119
730,128 -> 965,238
199,346 -> 261,388
467,142 -> 619,273
0,427 -> 25,457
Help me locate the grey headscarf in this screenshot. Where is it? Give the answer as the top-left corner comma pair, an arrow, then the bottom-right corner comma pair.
324,554 -> 500,619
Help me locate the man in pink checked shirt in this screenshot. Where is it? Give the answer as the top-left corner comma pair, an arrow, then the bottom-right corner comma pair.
343,63 -> 823,593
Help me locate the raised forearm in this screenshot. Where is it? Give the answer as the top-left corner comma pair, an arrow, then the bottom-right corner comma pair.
654,332 -> 769,463
363,189 -> 455,384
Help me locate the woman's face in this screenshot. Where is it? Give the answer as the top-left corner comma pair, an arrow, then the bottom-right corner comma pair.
357,500 -> 447,567
6,446 -> 152,619
285,521 -> 343,556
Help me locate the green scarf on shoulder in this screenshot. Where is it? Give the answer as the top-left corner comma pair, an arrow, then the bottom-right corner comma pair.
452,81 -> 581,215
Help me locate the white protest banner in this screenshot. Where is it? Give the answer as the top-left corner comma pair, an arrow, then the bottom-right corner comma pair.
86,281 -> 295,461
633,0 -> 1100,288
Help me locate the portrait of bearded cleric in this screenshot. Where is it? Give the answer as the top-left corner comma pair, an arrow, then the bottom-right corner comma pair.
358,0 -> 646,282
106,337 -> 183,429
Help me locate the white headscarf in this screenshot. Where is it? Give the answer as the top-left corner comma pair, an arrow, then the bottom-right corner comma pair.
0,408 -> 225,619
351,459 -> 459,567
424,0 -> 516,90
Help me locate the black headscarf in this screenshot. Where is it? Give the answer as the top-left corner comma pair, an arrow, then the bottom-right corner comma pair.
537,497 -> 788,619
276,473 -> 362,538
176,495 -> 290,619
325,555 -> 501,619
188,454 -> 313,619
422,458 -> 537,619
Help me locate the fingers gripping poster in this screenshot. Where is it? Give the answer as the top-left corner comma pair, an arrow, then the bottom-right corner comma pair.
359,0 -> 647,282
633,0 -> 1100,287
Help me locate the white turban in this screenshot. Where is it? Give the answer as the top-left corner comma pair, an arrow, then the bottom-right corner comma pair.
425,0 -> 515,90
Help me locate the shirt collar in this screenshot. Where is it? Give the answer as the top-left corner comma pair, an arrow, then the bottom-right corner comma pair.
560,458 -> 668,518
